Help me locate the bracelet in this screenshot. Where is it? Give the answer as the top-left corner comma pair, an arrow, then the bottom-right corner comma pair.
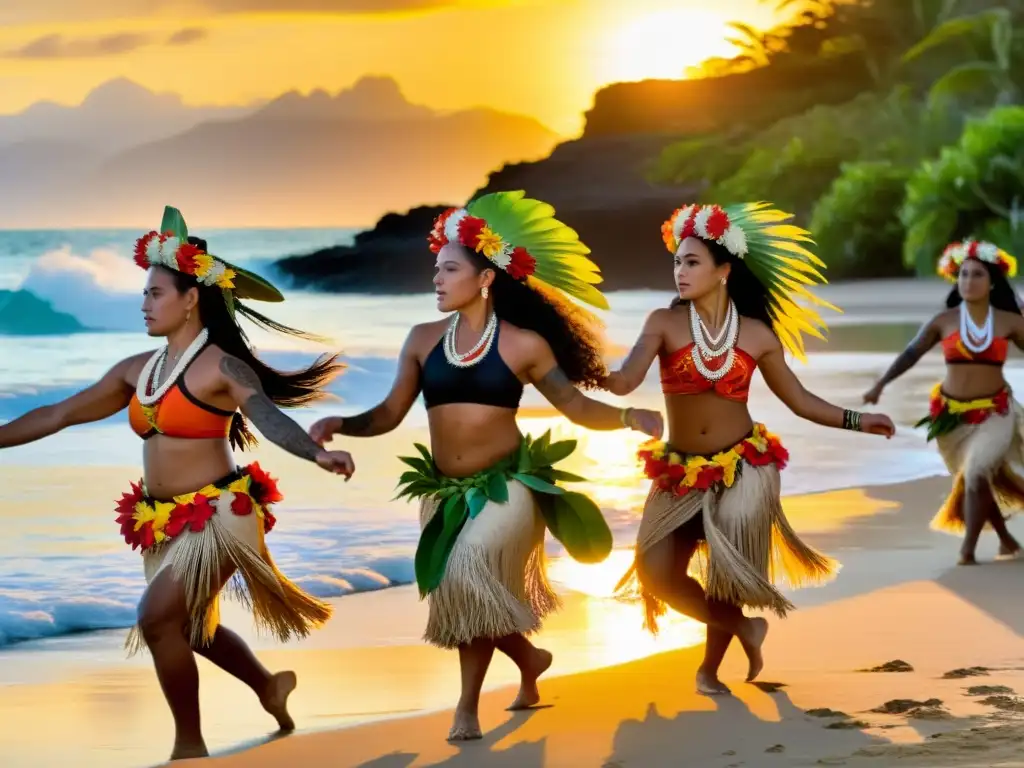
620,407 -> 633,428
842,409 -> 862,431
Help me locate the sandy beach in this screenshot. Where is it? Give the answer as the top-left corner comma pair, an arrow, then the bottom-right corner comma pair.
2,472 -> 1022,767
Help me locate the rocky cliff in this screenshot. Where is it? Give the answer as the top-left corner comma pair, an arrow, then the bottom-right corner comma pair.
275,54 -> 872,293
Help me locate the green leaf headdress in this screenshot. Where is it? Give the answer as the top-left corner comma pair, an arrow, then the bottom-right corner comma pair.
133,206 -> 284,305
427,190 -> 609,312
663,201 -> 840,362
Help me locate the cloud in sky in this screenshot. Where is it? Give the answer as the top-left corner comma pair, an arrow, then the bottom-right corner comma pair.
6,29 -> 209,58
0,0 -> 498,24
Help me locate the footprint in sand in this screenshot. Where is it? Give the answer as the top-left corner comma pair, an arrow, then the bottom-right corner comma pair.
806,708 -> 848,719
857,660 -> 914,673
979,695 -> 1024,713
966,685 -> 1014,696
826,719 -> 870,730
942,666 -> 991,679
751,681 -> 787,693
765,744 -> 785,753
869,698 -> 950,719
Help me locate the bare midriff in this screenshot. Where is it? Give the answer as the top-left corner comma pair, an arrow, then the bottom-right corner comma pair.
142,436 -> 236,499
664,391 -> 755,455
427,404 -> 522,477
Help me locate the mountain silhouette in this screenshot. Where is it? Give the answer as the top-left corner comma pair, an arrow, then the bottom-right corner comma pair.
0,76 -> 559,228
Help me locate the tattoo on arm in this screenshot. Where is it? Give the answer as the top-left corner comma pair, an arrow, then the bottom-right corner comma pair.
533,366 -> 579,407
220,356 -> 322,462
337,408 -> 385,437
621,333 -> 660,376
878,326 -> 938,386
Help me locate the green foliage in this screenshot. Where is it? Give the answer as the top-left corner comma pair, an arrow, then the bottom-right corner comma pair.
810,162 -> 913,278
398,430 -> 613,595
901,105 -> 1024,274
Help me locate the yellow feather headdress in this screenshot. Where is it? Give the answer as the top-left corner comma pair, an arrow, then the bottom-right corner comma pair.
662,201 -> 840,362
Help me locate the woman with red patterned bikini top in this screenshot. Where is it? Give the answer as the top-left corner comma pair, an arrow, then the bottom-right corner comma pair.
865,240 -> 1024,566
602,202 -> 895,698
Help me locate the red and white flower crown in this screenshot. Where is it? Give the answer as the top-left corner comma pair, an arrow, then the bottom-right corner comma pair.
662,204 -> 748,257
937,239 -> 1018,282
428,208 -> 537,280
134,231 -> 236,289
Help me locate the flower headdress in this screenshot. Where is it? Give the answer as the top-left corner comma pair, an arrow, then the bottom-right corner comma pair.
134,206 -> 284,304
662,201 -> 840,362
936,239 -> 1018,282
428,190 -> 609,311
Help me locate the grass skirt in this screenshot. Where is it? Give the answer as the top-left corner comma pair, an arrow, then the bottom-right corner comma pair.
616,428 -> 838,634
116,464 -> 331,654
932,401 -> 1024,534
418,479 -> 559,649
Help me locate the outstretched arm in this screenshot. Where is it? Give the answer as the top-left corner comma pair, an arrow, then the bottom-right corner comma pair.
603,310 -> 665,395
219,355 -> 328,462
865,317 -> 942,400
316,328 -> 424,440
528,339 -> 663,437
0,356 -> 137,449
759,342 -> 894,436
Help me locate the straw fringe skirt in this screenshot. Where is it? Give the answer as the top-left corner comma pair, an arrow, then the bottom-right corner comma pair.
418,479 -> 560,649
619,463 -> 838,634
124,488 -> 331,655
932,403 -> 1024,533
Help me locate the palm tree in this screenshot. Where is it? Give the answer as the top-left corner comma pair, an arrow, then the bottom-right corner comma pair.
903,7 -> 1019,107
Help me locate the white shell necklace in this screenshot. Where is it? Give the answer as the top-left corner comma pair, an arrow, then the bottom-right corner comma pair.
136,328 -> 210,406
689,301 -> 739,381
443,312 -> 498,368
959,302 -> 993,354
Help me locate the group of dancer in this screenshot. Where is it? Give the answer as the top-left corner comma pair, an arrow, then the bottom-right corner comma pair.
0,192 -> 1020,760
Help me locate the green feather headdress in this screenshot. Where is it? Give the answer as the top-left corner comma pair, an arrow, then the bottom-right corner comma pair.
663,201 -> 840,362
427,190 -> 609,312
134,206 -> 284,306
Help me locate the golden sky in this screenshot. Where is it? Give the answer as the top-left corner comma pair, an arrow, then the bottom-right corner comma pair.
0,0 -> 779,134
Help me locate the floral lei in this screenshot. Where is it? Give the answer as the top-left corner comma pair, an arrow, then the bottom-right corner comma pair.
115,462 -> 281,552
134,231 -> 236,289
428,208 -> 537,280
638,423 -> 788,496
662,204 -> 748,257
916,383 -> 1010,441
937,240 -> 1017,282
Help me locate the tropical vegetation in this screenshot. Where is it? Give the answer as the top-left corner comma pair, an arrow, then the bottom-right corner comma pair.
652,0 -> 1024,277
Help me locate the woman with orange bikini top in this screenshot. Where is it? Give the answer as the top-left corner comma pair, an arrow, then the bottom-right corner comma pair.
865,240 -> 1024,565
605,202 -> 895,696
0,206 -> 355,762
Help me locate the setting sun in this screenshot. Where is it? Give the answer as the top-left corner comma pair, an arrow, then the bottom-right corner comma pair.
603,9 -> 738,82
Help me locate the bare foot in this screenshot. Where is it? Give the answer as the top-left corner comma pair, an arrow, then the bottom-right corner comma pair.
696,669 -> 732,696
170,741 -> 209,760
958,553 -> 979,566
739,617 -> 769,682
507,648 -> 553,710
998,540 -> 1022,558
260,671 -> 297,732
447,709 -> 482,741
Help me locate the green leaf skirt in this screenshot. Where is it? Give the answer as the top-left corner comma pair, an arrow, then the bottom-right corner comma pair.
395,430 -> 614,599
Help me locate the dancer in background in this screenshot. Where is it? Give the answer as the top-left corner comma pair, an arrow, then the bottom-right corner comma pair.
0,207 -> 355,760
607,202 -> 895,695
865,239 -> 1023,564
309,190 -> 663,740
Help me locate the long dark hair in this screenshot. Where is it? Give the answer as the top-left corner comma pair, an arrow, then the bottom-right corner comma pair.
944,260 -> 1021,313
161,236 -> 343,450
670,238 -> 775,331
463,249 -> 607,389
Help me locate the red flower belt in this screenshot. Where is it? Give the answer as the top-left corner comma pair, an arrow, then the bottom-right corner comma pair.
638,423 -> 789,496
115,461 -> 282,553
916,384 -> 1010,441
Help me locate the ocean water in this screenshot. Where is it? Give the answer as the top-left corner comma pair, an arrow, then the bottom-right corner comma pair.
0,229 -> 972,650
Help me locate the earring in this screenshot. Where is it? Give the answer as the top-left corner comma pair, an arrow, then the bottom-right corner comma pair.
721,278 -> 727,286
481,286 -> 489,299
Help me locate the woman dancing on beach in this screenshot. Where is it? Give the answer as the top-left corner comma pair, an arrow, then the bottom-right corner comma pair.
308,190 -> 663,740
865,240 -> 1024,565
607,202 -> 895,695
0,207 -> 355,760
